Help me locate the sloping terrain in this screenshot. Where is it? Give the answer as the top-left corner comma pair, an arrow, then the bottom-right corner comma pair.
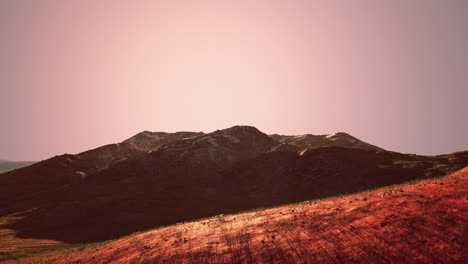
0,147 -> 466,246
270,132 -> 383,152
0,131 -> 203,210
4,167 -> 466,264
122,131 -> 205,152
0,161 -> 35,173
0,131 -> 203,184
219,147 -> 468,210
0,126 -> 467,262
0,127 -> 380,186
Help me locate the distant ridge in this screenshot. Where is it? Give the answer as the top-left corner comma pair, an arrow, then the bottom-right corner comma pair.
0,160 -> 35,173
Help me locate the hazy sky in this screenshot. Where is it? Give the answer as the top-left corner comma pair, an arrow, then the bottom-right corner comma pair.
1,0 -> 467,161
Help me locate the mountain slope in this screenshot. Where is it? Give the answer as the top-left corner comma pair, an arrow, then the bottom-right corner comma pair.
0,131 -> 204,184
0,161 -> 35,173
2,147 -> 466,245
98,125 -> 278,181
0,126 -> 467,261
6,167 -> 467,264
219,147 -> 467,210
0,131 -> 203,219
269,132 -> 384,152
0,127 -> 380,186
122,131 -> 205,152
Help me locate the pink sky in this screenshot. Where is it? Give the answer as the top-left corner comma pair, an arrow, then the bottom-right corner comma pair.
1,0 -> 467,161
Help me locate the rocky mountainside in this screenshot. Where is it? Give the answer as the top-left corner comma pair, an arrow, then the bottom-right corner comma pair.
0,126 -> 466,249
122,131 -> 205,152
0,131 -> 203,185
97,126 -> 279,183
269,132 -> 384,152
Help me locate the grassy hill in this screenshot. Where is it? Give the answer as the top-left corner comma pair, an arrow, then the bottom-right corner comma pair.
1,167 -> 466,263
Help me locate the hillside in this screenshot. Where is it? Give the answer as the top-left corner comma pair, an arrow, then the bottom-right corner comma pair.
0,131 -> 203,184
0,131 -> 203,212
0,126 -> 467,262
0,161 -> 35,173
270,132 -> 383,152
4,167 -> 466,264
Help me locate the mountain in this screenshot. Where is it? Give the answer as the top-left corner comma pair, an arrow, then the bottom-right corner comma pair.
269,132 -> 384,152
5,167 -> 467,264
0,160 -> 35,173
97,126 -> 279,183
219,147 -> 467,210
0,126 -> 467,262
0,126 -> 467,246
0,131 -> 203,185
122,131 -> 205,152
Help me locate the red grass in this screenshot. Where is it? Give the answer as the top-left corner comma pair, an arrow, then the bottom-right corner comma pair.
3,167 -> 467,264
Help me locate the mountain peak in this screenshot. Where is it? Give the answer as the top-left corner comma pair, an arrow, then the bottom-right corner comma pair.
219,125 -> 262,134
147,125 -> 277,169
210,125 -> 273,144
325,132 -> 355,139
124,131 -> 167,143
123,131 -> 204,152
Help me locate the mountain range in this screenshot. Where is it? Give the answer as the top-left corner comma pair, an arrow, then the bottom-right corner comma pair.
0,125 -> 467,262
0,160 -> 35,173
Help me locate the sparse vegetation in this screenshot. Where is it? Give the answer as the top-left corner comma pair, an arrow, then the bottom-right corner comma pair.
1,126 -> 467,263
1,168 -> 466,263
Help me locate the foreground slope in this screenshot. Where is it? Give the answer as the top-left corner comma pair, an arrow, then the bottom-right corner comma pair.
7,167 -> 467,264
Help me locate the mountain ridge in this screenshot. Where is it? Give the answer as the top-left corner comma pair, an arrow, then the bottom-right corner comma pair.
0,125 -> 467,262
1,125 -> 383,179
